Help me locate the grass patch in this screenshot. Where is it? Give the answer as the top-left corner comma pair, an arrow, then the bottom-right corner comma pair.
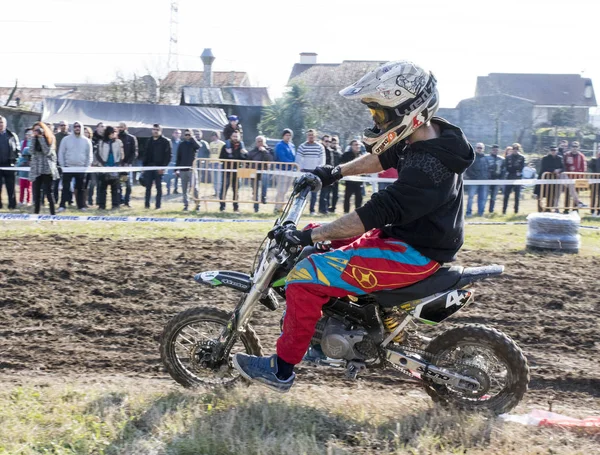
0,381 -> 596,455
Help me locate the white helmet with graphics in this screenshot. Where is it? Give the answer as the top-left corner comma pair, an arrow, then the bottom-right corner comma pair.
340,61 -> 439,155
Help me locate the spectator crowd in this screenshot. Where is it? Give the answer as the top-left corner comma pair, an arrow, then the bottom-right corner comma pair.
0,113 -> 599,216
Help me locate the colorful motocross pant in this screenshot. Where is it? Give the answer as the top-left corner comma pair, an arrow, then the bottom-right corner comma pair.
276,228 -> 440,364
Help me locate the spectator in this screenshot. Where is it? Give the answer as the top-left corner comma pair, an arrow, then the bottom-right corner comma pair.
248,135 -> 274,213
274,128 -> 296,212
223,115 -> 242,141
96,126 -> 124,210
558,139 -> 569,158
20,128 -> 32,151
318,134 -> 335,214
589,147 -> 600,215
563,141 -> 587,210
143,124 -> 172,210
83,126 -> 94,208
486,144 -> 505,214
465,142 -> 490,217
16,147 -> 31,206
209,131 -> 225,197
0,115 -> 21,210
117,122 -> 138,207
29,122 -> 59,215
340,140 -> 366,213
166,129 -> 181,195
175,129 -> 200,211
512,142 -> 523,155
502,144 -> 525,214
328,135 -> 343,212
53,120 -> 70,203
194,130 -> 210,159
88,122 -> 105,207
193,129 -> 211,185
535,146 -> 563,211
57,121 -> 92,211
219,130 -> 247,212
296,129 -> 325,215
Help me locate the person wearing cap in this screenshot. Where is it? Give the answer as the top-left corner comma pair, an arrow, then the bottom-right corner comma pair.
589,146 -> 600,215
223,115 -> 243,141
535,146 -> 563,211
57,121 -> 93,211
486,144 -> 504,213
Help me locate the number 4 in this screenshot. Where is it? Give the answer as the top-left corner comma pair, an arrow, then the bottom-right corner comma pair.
445,290 -> 461,308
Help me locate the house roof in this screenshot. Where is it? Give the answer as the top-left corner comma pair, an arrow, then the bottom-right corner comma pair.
182,87 -> 272,107
476,73 -> 597,107
0,87 -> 77,112
162,70 -> 250,89
288,60 -> 387,87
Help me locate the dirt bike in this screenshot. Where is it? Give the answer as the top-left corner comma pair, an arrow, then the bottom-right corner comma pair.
160,173 -> 529,414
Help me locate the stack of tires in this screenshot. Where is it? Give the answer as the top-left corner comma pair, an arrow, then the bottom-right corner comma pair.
526,212 -> 580,253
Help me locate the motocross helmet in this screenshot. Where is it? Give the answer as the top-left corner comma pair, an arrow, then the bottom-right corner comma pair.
339,61 -> 439,155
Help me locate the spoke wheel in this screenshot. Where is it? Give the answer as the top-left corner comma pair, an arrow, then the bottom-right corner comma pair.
424,324 -> 529,414
160,307 -> 262,388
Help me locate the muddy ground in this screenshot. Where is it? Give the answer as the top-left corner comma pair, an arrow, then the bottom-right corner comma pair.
0,236 -> 598,412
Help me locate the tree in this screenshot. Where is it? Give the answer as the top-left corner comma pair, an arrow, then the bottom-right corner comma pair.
259,82 -> 318,146
551,107 -> 577,127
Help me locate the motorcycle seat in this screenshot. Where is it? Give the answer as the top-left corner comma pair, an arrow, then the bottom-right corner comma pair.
374,265 -> 504,307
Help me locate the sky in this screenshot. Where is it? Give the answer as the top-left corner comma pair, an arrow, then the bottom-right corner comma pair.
1,0 -> 599,108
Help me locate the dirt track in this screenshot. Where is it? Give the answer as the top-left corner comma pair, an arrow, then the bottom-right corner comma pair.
0,236 -> 598,410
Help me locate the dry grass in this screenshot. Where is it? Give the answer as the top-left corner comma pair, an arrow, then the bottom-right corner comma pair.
0,378 -> 597,455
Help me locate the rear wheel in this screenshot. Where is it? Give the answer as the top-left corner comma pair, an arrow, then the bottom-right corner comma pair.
424,324 -> 529,414
160,307 -> 262,388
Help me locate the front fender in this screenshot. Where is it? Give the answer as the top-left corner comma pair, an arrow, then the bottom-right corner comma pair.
194,270 -> 252,292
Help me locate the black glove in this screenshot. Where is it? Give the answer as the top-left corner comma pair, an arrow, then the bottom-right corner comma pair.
269,226 -> 314,254
311,165 -> 342,187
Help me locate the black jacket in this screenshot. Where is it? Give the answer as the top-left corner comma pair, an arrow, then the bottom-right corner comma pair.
223,123 -> 243,141
176,137 -> 200,168
143,136 -> 172,166
505,153 -> 525,179
247,146 -> 274,163
219,141 -> 247,169
540,154 -> 563,175
118,131 -> 138,165
325,146 -> 342,167
355,118 -> 474,263
588,157 -> 599,174
0,128 -> 21,165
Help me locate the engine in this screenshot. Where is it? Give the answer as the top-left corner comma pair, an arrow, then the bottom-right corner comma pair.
311,317 -> 375,360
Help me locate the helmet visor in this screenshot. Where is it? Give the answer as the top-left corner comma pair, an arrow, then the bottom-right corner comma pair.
368,107 -> 395,127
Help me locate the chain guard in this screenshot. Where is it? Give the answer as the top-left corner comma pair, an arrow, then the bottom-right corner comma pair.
384,344 -> 491,397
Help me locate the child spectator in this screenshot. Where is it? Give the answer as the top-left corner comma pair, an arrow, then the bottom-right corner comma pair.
16,147 -> 32,205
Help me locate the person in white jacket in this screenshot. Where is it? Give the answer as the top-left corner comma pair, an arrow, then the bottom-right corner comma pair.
57,121 -> 93,210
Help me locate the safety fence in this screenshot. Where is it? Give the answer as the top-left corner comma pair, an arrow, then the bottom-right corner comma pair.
190,159 -> 301,210
537,172 -> 600,213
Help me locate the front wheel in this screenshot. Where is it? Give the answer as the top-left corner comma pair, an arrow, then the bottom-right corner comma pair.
160,307 -> 262,388
424,324 -> 529,414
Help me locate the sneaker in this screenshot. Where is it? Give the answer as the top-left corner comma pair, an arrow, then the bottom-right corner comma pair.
183,207 -> 188,212
232,354 -> 295,393
310,211 -> 316,216
57,207 -> 66,213
80,207 -> 88,212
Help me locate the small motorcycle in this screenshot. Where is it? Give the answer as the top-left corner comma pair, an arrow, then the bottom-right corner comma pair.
160,174 -> 529,414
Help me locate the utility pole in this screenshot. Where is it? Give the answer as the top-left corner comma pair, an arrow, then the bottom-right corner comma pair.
167,1 -> 179,71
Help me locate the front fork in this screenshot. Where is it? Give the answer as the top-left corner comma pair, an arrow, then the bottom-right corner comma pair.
214,256 -> 283,361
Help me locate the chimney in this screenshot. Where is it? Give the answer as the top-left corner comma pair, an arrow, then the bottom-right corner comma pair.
201,48 -> 215,87
299,52 -> 317,64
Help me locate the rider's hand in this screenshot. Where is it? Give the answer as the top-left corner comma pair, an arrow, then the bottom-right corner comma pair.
269,226 -> 313,254
311,165 -> 342,187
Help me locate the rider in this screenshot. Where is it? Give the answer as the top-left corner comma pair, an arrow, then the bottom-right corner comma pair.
233,61 -> 475,392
